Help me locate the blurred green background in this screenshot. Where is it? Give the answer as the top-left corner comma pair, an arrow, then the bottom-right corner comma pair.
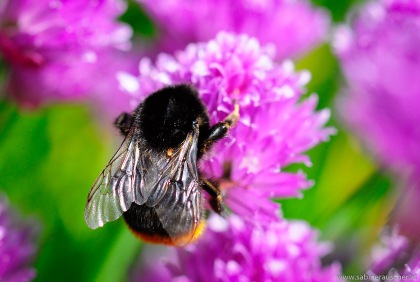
0,0 -> 398,281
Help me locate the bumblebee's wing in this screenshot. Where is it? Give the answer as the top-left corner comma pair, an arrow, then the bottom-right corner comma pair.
84,128 -> 144,229
146,128 -> 202,245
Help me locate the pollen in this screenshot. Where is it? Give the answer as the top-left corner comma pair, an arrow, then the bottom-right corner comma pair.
167,148 -> 174,157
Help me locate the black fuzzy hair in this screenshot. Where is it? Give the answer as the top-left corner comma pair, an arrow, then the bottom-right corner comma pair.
133,84 -> 210,152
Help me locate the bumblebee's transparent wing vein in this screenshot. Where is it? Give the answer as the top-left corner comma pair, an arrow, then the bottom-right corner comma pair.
84,129 -> 141,229
151,128 -> 203,245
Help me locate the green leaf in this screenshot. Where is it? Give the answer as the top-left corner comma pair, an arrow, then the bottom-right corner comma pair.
310,0 -> 363,23
119,0 -> 156,38
281,131 -> 377,225
296,44 -> 341,110
94,228 -> 142,282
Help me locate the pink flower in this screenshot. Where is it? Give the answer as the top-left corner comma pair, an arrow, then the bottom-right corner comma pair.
0,196 -> 39,282
131,215 -> 342,282
334,0 -> 420,242
334,0 -> 420,181
367,227 -> 420,281
138,0 -> 329,60
369,227 -> 410,275
0,0 -> 137,116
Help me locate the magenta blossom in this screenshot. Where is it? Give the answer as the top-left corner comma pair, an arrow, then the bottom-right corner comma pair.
119,32 -> 335,221
131,215 -> 342,282
137,0 -> 329,60
0,196 -> 39,282
392,183 -> 420,243
367,227 -> 420,281
0,0 -> 136,116
368,227 -> 410,275
334,0 -> 420,183
334,0 -> 420,242
400,255 -> 420,281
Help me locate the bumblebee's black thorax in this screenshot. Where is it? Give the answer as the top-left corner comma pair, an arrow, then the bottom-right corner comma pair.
132,85 -> 210,153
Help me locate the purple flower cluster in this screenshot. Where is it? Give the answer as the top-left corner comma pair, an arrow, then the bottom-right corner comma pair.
0,196 -> 38,282
334,0 -> 420,182
0,0 -> 136,116
367,228 -> 420,281
138,0 -> 329,60
132,215 -> 342,282
400,256 -> 420,282
120,32 -> 335,221
369,227 -> 410,275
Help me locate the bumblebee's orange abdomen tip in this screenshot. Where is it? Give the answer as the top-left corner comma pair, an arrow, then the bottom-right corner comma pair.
128,220 -> 206,246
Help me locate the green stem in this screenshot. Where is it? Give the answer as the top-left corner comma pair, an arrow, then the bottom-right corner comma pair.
94,229 -> 142,282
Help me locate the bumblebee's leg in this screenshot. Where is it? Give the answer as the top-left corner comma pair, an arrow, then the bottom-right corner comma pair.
202,100 -> 240,151
202,178 -> 225,215
114,112 -> 133,136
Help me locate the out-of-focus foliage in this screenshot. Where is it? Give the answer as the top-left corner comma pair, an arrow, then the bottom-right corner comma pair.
0,102 -> 141,281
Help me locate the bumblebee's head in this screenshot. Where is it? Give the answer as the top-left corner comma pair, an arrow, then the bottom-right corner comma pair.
136,84 -> 210,151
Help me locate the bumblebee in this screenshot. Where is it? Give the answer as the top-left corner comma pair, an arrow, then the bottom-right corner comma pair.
84,84 -> 239,246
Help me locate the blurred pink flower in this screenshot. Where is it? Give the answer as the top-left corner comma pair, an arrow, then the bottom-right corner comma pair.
334,0 -> 420,181
120,32 -> 335,221
334,0 -> 420,242
367,227 -> 420,281
138,0 -> 329,60
0,196 -> 39,282
401,255 -> 420,281
131,215 -> 342,282
0,0 -> 137,116
369,227 -> 410,275
392,183 -> 420,242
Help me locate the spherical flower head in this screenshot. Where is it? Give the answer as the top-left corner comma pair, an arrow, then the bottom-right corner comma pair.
137,0 -> 329,60
131,215 -> 342,282
120,32 -> 335,221
0,196 -> 39,282
334,0 -> 420,180
0,0 -> 136,116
